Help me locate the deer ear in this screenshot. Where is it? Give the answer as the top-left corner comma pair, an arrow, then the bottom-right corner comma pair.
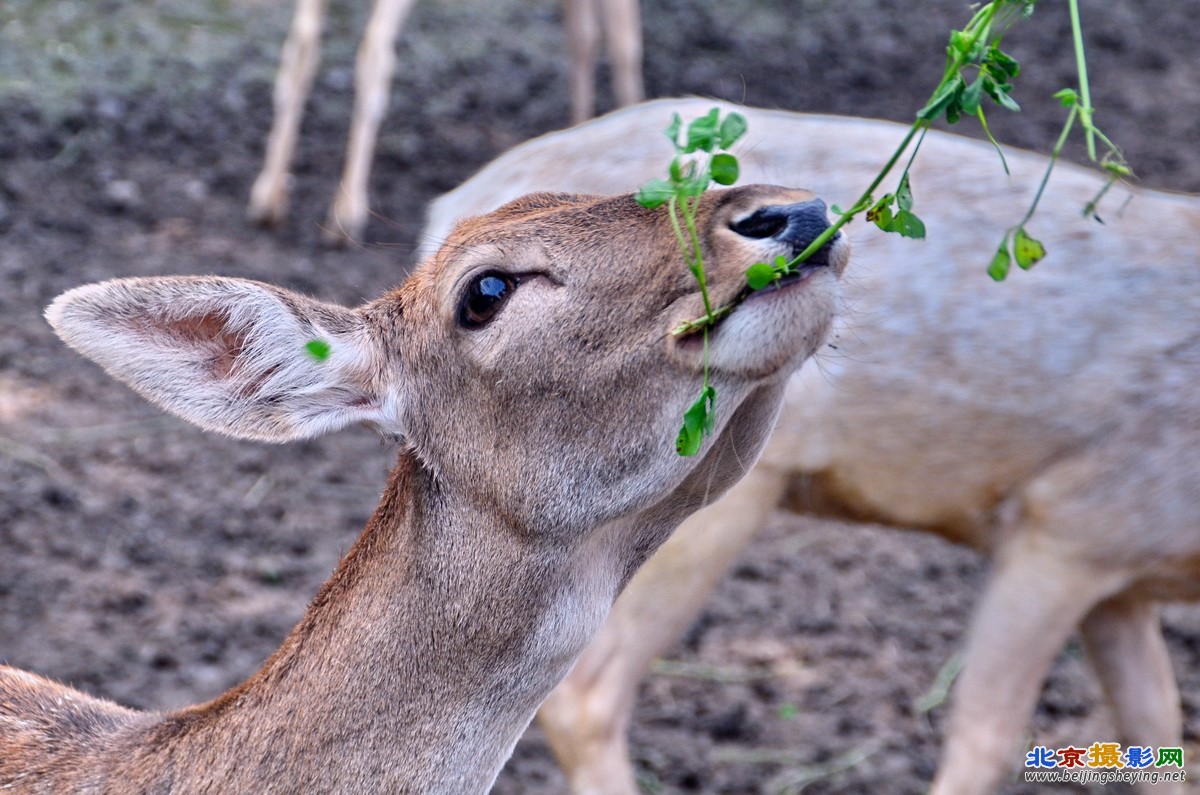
45,276 -> 402,443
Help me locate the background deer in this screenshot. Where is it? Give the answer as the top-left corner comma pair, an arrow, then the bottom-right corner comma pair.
247,0 -> 643,241
0,184 -> 846,792
420,98 -> 1200,794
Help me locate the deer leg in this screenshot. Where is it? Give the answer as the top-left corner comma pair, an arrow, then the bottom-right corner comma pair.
564,0 -> 601,125
324,0 -> 417,243
248,0 -> 328,226
930,534 -> 1128,795
598,0 -> 644,110
538,464 -> 788,795
1080,596 -> 1184,795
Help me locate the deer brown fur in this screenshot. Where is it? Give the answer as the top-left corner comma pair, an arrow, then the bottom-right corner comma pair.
420,98 -> 1200,795
0,185 -> 847,792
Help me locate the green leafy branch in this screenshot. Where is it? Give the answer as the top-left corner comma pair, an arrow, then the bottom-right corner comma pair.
634,108 -> 748,456
644,0 -> 1130,455
717,1 -> 1046,304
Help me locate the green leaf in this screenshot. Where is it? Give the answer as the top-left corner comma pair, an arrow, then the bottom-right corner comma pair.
983,79 -> 1021,112
1104,161 -> 1132,178
1053,88 -> 1079,108
710,153 -> 739,185
669,156 -> 684,183
676,386 -> 716,457
685,108 -> 721,153
888,209 -> 926,239
988,238 -> 1012,281
746,261 -> 778,290
664,113 -> 683,149
986,46 -> 1020,79
305,339 -> 332,361
870,205 -> 894,231
1013,226 -> 1045,269
866,193 -> 894,230
917,75 -> 965,121
961,78 -> 983,115
717,112 -> 749,149
896,174 -> 914,212
635,179 -> 675,208
948,30 -> 970,58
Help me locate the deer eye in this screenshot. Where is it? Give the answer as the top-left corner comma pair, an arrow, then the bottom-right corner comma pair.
458,272 -> 518,328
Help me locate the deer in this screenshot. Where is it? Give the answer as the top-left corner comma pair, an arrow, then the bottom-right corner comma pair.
247,0 -> 643,242
0,182 -> 848,792
418,98 -> 1200,794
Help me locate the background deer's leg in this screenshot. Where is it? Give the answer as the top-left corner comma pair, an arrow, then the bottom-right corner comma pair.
931,532 -> 1128,795
564,0 -> 600,126
1081,596 -> 1184,795
248,0 -> 328,226
325,0 -> 417,243
538,464 -> 787,795
598,0 -> 643,111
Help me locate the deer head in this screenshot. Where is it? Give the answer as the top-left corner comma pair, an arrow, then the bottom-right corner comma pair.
49,187 -> 846,542
16,185 -> 848,792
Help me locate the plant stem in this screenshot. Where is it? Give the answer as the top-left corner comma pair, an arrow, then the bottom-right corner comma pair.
668,196 -> 714,320
670,121 -> 924,338
1016,104 -> 1078,228
683,195 -> 713,318
1068,0 -> 1096,160
673,4 -> 1014,336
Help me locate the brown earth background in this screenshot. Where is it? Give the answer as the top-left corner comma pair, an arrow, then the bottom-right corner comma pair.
2,1 -> 1199,792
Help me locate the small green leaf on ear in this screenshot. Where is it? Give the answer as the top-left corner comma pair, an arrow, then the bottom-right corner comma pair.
305,339 -> 332,361
636,179 -> 675,209
746,261 -> 778,290
710,153 -> 739,185
1013,227 -> 1045,269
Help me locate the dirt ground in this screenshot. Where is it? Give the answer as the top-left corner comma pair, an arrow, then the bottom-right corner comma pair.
2,1 -> 1199,792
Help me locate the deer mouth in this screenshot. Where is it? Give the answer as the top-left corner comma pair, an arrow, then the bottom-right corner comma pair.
740,259 -> 828,305
673,249 -> 836,344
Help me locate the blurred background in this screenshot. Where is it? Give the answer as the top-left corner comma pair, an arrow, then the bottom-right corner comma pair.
1,1 -> 1198,792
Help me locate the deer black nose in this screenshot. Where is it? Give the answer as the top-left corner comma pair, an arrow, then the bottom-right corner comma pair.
730,199 -> 833,266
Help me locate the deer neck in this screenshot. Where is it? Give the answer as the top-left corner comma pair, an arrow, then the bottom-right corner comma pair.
148,451 -> 622,792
